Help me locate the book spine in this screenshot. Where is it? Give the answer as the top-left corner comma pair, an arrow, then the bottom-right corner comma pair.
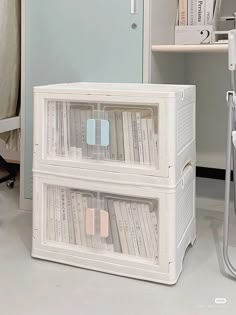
69,106 -> 76,157
71,190 -> 81,245
66,190 -> 75,244
60,188 -> 69,243
120,202 -> 135,255
75,107 -> 82,158
179,0 -> 188,26
66,103 -> 71,154
127,112 -> 134,163
54,187 -> 62,242
60,103 -> 65,156
115,111 -> 125,161
131,112 -> 140,163
47,102 -> 52,156
109,111 -> 118,160
86,110 -> 93,158
46,185 -> 51,240
144,204 -> 159,261
62,102 -> 69,156
104,199 -> 114,252
80,110 -> 88,158
137,203 -> 152,258
56,102 -> 61,156
126,202 -> 139,256
93,204 -> 103,250
47,102 -> 56,156
107,199 -> 121,252
154,133 -> 159,168
141,119 -> 150,165
150,207 -> 159,245
205,0 -> 215,25
48,186 -> 55,241
197,0 -> 205,25
113,200 -> 129,254
82,195 -> 93,248
131,203 -> 147,258
104,111 -> 111,160
147,119 -> 155,167
122,112 -> 130,162
76,192 -> 87,246
136,113 -> 144,164
188,0 -> 196,25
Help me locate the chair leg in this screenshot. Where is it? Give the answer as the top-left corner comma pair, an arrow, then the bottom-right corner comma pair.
0,155 -> 17,186
233,148 -> 236,215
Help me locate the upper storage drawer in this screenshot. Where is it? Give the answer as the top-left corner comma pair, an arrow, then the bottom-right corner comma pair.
47,100 -> 158,164
34,84 -> 195,178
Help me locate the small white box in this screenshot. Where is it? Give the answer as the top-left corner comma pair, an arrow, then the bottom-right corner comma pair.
175,25 -> 213,45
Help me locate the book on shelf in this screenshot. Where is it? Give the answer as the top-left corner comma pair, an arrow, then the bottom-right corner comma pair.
115,111 -> 125,161
127,112 -> 135,163
46,186 -> 159,261
131,112 -> 140,163
107,199 -> 122,252
179,0 -> 188,26
113,200 -> 129,254
197,0 -> 205,25
104,199 -> 114,252
54,186 -> 62,242
136,112 -> 144,165
47,101 -> 57,156
122,111 -> 130,162
80,109 -> 88,158
120,201 -> 135,255
126,202 -> 139,256
141,118 -> 150,165
82,195 -> 93,248
188,0 -> 197,25
60,188 -> 70,243
66,189 -> 75,244
71,190 -> 81,245
177,0 -> 216,26
205,0 -> 216,25
108,111 -> 118,160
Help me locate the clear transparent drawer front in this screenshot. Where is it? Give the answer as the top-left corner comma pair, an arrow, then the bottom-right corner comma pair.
45,184 -> 159,262
46,100 -> 159,167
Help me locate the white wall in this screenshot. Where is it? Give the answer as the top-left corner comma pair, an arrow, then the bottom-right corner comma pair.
186,53 -> 229,169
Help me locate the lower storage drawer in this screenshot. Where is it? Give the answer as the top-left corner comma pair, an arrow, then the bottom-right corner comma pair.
45,184 -> 159,263
32,168 -> 196,284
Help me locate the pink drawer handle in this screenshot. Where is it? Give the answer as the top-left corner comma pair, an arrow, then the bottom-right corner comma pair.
100,210 -> 109,238
86,208 -> 95,236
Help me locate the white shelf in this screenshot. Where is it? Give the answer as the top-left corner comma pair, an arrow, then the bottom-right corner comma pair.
152,44 -> 228,53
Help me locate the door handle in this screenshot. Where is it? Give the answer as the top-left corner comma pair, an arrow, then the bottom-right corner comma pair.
131,0 -> 137,14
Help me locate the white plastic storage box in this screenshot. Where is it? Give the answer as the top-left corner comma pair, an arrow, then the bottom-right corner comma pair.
33,83 -> 196,185
32,164 -> 196,285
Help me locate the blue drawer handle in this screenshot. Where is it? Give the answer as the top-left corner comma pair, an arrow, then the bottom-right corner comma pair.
87,119 -> 109,146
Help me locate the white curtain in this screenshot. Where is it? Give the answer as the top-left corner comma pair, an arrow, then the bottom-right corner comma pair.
0,0 -> 20,149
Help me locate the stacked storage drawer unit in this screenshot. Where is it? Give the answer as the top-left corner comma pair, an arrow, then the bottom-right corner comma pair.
32,83 -> 196,284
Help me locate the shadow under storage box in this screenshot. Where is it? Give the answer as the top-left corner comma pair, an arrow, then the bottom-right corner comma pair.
32,82 -> 196,284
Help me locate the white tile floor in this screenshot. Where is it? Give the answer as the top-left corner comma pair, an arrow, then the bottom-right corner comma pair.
0,177 -> 236,315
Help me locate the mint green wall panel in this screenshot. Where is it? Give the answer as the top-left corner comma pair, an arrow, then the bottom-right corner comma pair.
24,0 -> 143,199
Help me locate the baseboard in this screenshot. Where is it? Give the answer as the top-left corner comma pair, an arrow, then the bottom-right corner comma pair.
196,167 -> 232,181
